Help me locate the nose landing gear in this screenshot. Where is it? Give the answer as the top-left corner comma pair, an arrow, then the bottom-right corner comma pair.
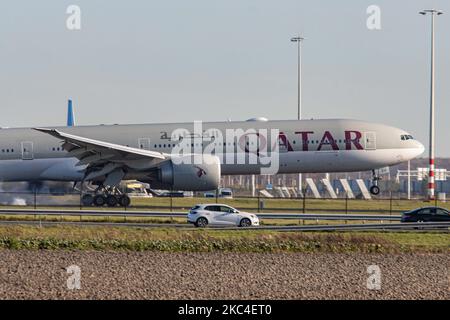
369,170 -> 381,195
369,185 -> 380,195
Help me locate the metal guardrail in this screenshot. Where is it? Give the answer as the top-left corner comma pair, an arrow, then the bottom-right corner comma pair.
0,208 -> 401,221
0,219 -> 448,231
245,222 -> 450,231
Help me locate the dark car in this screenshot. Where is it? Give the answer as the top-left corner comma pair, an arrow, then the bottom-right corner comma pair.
401,207 -> 450,222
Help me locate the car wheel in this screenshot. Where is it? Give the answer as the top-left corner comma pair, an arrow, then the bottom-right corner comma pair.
239,218 -> 252,227
196,217 -> 208,228
415,219 -> 425,230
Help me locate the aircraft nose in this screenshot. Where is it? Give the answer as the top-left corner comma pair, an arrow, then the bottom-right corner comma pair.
415,141 -> 425,157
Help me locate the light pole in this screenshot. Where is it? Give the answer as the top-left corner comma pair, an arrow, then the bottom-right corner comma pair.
291,36 -> 304,195
291,36 -> 304,120
419,9 -> 443,201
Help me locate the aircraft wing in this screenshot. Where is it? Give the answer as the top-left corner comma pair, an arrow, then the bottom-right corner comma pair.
34,128 -> 166,183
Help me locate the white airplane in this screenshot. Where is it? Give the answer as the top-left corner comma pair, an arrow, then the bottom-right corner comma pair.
0,118 -> 424,206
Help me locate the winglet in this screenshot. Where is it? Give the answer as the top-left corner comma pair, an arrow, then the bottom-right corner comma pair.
34,127 -> 58,133
33,128 -> 61,139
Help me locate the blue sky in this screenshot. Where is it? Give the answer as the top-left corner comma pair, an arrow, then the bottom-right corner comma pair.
0,0 -> 449,156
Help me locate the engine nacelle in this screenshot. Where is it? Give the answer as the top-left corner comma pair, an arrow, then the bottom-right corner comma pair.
156,154 -> 221,191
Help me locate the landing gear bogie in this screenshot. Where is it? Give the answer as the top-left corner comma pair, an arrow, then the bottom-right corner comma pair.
106,195 -> 119,207
81,194 -> 94,206
118,195 -> 131,207
93,195 -> 106,207
81,192 -> 131,207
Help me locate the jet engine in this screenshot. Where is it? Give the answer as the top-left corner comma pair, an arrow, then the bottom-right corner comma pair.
146,154 -> 221,191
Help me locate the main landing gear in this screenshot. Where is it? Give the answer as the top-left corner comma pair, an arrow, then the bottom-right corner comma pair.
369,170 -> 381,195
81,185 -> 131,207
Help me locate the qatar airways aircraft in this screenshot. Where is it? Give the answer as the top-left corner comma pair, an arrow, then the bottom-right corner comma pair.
0,118 -> 424,206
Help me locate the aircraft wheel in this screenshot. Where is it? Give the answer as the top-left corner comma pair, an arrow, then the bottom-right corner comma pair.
93,195 -> 106,207
119,195 -> 131,207
369,185 -> 380,195
81,194 -> 94,206
106,195 -> 118,207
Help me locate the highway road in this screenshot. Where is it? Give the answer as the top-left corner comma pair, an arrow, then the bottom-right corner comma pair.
0,208 -> 402,221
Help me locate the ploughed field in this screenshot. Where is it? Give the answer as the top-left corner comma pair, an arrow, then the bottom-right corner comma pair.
0,250 -> 448,299
0,225 -> 448,299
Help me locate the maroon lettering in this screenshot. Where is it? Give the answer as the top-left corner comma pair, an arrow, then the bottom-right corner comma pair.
317,131 -> 339,151
295,131 -> 314,151
344,130 -> 363,150
277,132 -> 293,151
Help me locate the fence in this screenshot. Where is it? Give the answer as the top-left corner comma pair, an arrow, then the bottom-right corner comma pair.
0,190 -> 447,215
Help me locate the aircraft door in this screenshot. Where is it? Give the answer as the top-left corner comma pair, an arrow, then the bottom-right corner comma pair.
21,141 -> 34,160
138,138 -> 151,150
364,132 -> 376,150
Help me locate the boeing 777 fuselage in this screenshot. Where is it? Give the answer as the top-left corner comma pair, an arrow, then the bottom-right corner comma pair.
0,119 -> 424,205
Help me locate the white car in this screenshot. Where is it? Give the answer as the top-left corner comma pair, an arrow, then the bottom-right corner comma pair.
188,204 -> 259,228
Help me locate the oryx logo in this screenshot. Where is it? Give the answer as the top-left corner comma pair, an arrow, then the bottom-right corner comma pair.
194,166 -> 206,177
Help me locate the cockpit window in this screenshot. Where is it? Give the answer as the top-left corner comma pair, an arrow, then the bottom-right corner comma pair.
401,135 -> 414,141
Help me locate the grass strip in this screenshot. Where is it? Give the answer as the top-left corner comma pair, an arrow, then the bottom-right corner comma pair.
0,225 -> 447,253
